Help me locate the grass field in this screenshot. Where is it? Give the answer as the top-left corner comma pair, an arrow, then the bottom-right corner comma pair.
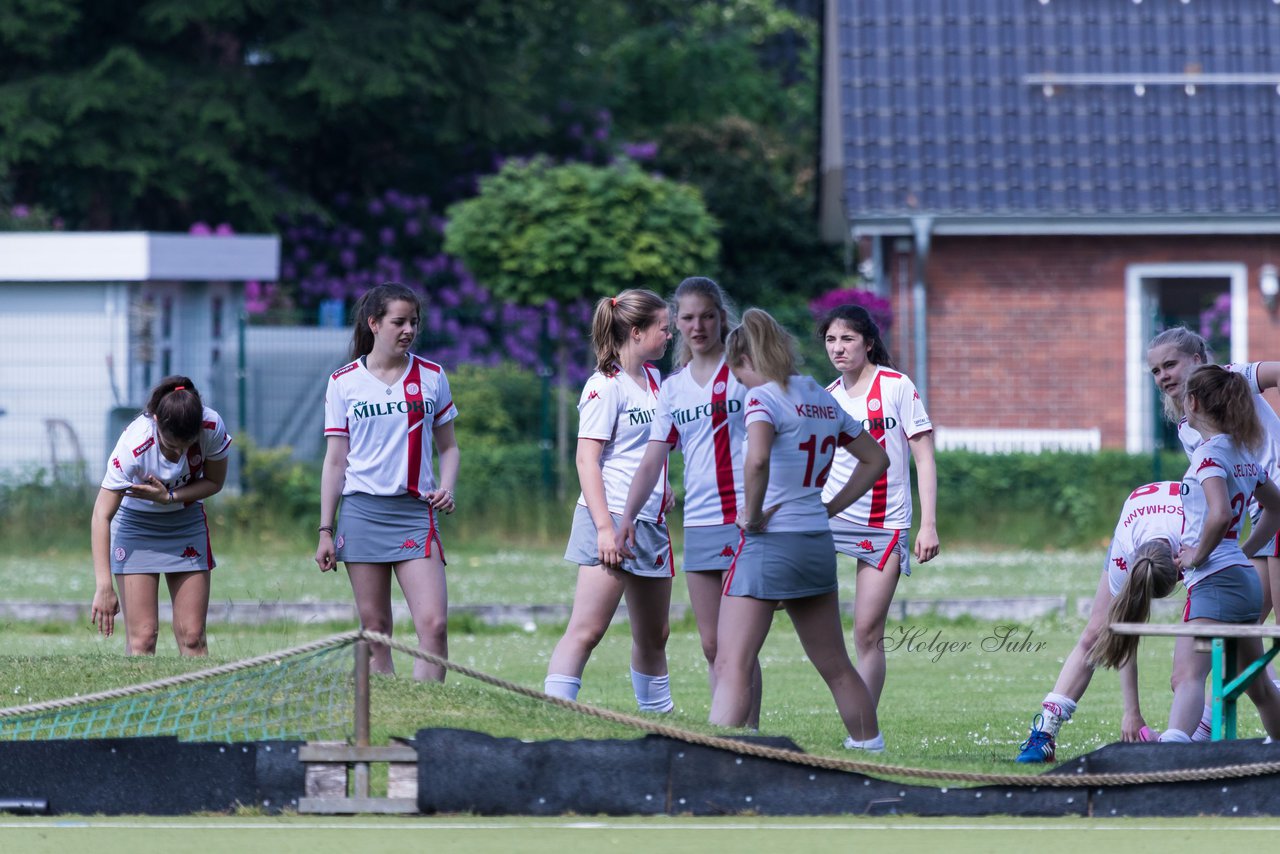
0,539 -> 1274,830
0,543 -> 1109,606
5,816 -> 1280,854
0,561 -> 1268,775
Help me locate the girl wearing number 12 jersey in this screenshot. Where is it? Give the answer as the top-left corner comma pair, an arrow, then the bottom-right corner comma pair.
709,309 -> 890,753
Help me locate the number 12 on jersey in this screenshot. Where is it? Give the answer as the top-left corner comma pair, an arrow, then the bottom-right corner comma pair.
799,435 -> 836,488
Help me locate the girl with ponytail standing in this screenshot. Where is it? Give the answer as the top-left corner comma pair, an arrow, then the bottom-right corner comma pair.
711,309 -> 890,751
1094,365 -> 1280,744
91,376 -> 232,655
316,283 -> 459,681
545,289 -> 677,712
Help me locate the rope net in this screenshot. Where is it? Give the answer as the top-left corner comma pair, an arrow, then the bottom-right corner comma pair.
0,634 -> 356,743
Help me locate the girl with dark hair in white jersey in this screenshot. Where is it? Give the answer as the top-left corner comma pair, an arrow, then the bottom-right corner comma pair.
545,289 -> 677,712
316,283 -> 459,681
91,376 -> 232,655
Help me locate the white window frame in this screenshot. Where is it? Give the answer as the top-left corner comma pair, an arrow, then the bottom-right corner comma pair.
1124,262 -> 1248,453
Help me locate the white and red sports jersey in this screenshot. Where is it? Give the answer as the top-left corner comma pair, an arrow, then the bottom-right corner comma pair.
649,359 -> 745,526
102,408 -> 233,513
324,355 -> 457,499
1180,434 -> 1268,588
744,375 -> 862,532
822,367 -> 931,530
577,364 -> 668,523
1105,481 -> 1185,596
1177,362 -> 1280,483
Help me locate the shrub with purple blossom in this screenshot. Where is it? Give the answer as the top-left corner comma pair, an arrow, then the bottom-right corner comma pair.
272,189 -> 594,381
808,286 -> 893,332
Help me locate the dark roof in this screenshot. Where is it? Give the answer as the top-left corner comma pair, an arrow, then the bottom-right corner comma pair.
839,0 -> 1280,232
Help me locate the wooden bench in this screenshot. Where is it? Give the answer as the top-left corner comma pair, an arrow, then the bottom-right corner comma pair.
1110,622 -> 1280,740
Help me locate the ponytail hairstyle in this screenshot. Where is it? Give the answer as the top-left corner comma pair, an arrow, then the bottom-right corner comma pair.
1147,326 -> 1211,425
145,376 -> 203,443
816,304 -> 895,369
1184,364 -> 1264,453
725,308 -> 799,391
671,276 -> 738,368
590,288 -> 668,375
349,283 -> 422,360
1088,538 -> 1179,669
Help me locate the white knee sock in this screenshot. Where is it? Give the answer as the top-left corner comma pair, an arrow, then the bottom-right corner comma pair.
544,674 -> 582,701
630,668 -> 674,712
1158,728 -> 1192,743
1192,705 -> 1214,742
1040,693 -> 1077,737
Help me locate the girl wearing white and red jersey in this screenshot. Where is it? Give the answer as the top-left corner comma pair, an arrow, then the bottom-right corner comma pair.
1014,482 -> 1184,763
710,309 -> 891,752
818,304 -> 938,707
315,283 -> 459,682
618,278 -> 761,724
1096,366 -> 1280,744
1148,327 -> 1280,623
90,376 -> 232,656
545,289 -> 678,713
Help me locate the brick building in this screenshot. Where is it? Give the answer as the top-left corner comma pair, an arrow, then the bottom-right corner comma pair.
822,0 -> 1280,453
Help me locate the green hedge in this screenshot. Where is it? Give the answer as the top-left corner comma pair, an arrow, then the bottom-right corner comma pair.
0,447 -> 1195,555
931,449 -> 1190,549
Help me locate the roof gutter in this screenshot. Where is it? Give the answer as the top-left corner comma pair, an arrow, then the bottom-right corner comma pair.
853,216 -> 1280,238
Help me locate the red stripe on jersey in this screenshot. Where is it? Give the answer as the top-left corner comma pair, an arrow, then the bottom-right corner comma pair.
185,443 -> 204,490
414,355 -> 443,374
711,363 -> 738,524
404,363 -> 426,497
434,400 -> 455,424
865,372 -> 889,527
664,425 -> 679,444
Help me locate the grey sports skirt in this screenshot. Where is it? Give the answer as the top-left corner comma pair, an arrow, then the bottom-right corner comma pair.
722,530 -> 838,600
335,492 -> 445,565
110,504 -> 215,575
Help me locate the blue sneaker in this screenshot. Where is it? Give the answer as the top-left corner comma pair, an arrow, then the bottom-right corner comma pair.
1016,713 -> 1056,764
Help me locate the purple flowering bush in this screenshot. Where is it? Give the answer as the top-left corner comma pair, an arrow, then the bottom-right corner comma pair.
268,189 -> 594,380
808,286 -> 893,332
1198,291 -> 1232,356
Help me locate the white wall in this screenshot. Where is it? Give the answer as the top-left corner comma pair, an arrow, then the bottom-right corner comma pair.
0,283 -> 120,475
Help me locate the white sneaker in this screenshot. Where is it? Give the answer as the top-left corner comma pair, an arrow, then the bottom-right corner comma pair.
843,733 -> 885,754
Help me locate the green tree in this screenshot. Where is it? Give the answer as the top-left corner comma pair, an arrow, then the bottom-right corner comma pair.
444,156 -> 719,491
0,0 -> 552,229
653,115 -> 842,309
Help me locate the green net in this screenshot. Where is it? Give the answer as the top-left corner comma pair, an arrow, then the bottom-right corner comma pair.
0,635 -> 355,742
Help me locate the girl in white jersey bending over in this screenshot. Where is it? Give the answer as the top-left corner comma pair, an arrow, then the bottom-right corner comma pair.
1093,366 -> 1280,743
316,284 -> 460,681
1015,482 -> 1184,763
545,289 -> 677,712
618,277 -> 762,726
711,309 -> 890,752
818,304 -> 938,708
91,376 -> 232,655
